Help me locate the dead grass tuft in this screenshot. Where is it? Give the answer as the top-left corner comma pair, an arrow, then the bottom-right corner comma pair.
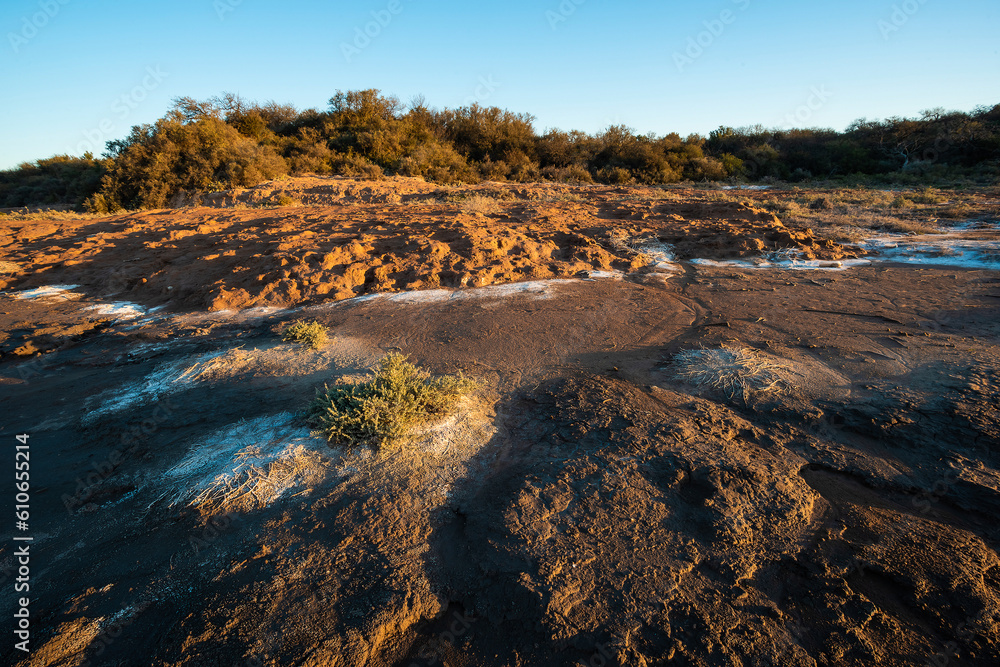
190,444 -> 330,514
457,194 -> 501,216
673,345 -> 787,402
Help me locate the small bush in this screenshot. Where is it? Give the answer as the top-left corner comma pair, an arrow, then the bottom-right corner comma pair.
458,193 -> 499,216
282,320 -> 329,349
272,194 -> 300,207
911,186 -> 945,205
938,203 -> 973,219
541,164 -> 594,184
673,345 -> 786,403
890,195 -> 915,209
332,153 -> 385,180
305,353 -> 479,449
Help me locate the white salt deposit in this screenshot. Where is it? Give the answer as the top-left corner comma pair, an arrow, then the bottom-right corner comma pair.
10,285 -> 80,300
83,349 -> 230,422
87,301 -> 147,321
861,234 -> 1000,269
158,413 -> 338,511
632,239 -> 683,272
691,256 -> 872,271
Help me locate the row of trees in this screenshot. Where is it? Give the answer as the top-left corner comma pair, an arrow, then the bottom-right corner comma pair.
2,90 -> 998,212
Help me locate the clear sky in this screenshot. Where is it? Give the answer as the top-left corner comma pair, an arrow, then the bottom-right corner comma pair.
1,0 -> 998,169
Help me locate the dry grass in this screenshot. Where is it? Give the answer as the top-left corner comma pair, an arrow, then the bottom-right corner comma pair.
157,414 -> 337,516
605,229 -> 653,264
673,345 -> 787,402
457,194 -> 501,215
0,209 -> 106,221
189,444 -> 330,514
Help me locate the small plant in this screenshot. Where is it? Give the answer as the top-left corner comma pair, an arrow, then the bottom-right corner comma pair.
273,194 -> 300,207
938,203 -> 973,219
911,186 -> 944,205
305,353 -> 479,449
458,193 -> 499,216
890,195 -> 915,209
673,345 -> 787,403
282,320 -> 329,349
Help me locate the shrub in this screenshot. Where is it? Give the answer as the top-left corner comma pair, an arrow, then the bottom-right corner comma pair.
395,140 -> 477,184
282,320 -> 329,349
332,153 -> 385,180
458,193 -> 499,215
0,155 -> 106,209
597,166 -> 633,184
541,164 -> 594,183
96,117 -> 288,210
83,191 -> 123,214
272,194 -> 300,207
305,353 -> 479,449
673,345 -> 787,403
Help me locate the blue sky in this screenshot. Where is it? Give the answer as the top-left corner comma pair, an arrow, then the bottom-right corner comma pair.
1,0 -> 998,169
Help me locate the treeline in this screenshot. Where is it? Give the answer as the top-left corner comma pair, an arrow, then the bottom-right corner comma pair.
1,90 -> 998,212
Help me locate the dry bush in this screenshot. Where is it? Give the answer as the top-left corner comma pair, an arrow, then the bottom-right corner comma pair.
268,194 -> 302,207
1,209 -> 104,221
910,186 -> 946,204
938,203 -> 974,219
673,345 -> 787,402
458,193 -> 500,216
190,445 -> 330,514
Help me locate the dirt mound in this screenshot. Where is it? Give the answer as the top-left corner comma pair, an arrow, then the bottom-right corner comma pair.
0,177 -> 857,311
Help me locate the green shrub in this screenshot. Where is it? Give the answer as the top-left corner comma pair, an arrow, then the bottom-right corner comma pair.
305,353 -> 479,449
83,191 -> 123,214
597,166 -> 633,184
541,164 -> 594,183
282,320 -> 329,349
332,153 -> 385,179
272,194 -> 300,207
890,195 -> 915,209
96,117 -> 288,210
0,155 -> 106,209
395,140 -> 477,184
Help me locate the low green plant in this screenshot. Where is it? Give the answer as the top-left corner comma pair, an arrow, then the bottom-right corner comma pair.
305,353 -> 479,449
282,320 -> 329,349
272,194 -> 300,207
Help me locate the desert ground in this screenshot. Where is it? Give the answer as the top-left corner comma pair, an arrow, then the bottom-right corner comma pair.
1,176 -> 999,666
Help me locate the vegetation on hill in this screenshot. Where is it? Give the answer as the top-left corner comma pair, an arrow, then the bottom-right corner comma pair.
1,90 -> 997,212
